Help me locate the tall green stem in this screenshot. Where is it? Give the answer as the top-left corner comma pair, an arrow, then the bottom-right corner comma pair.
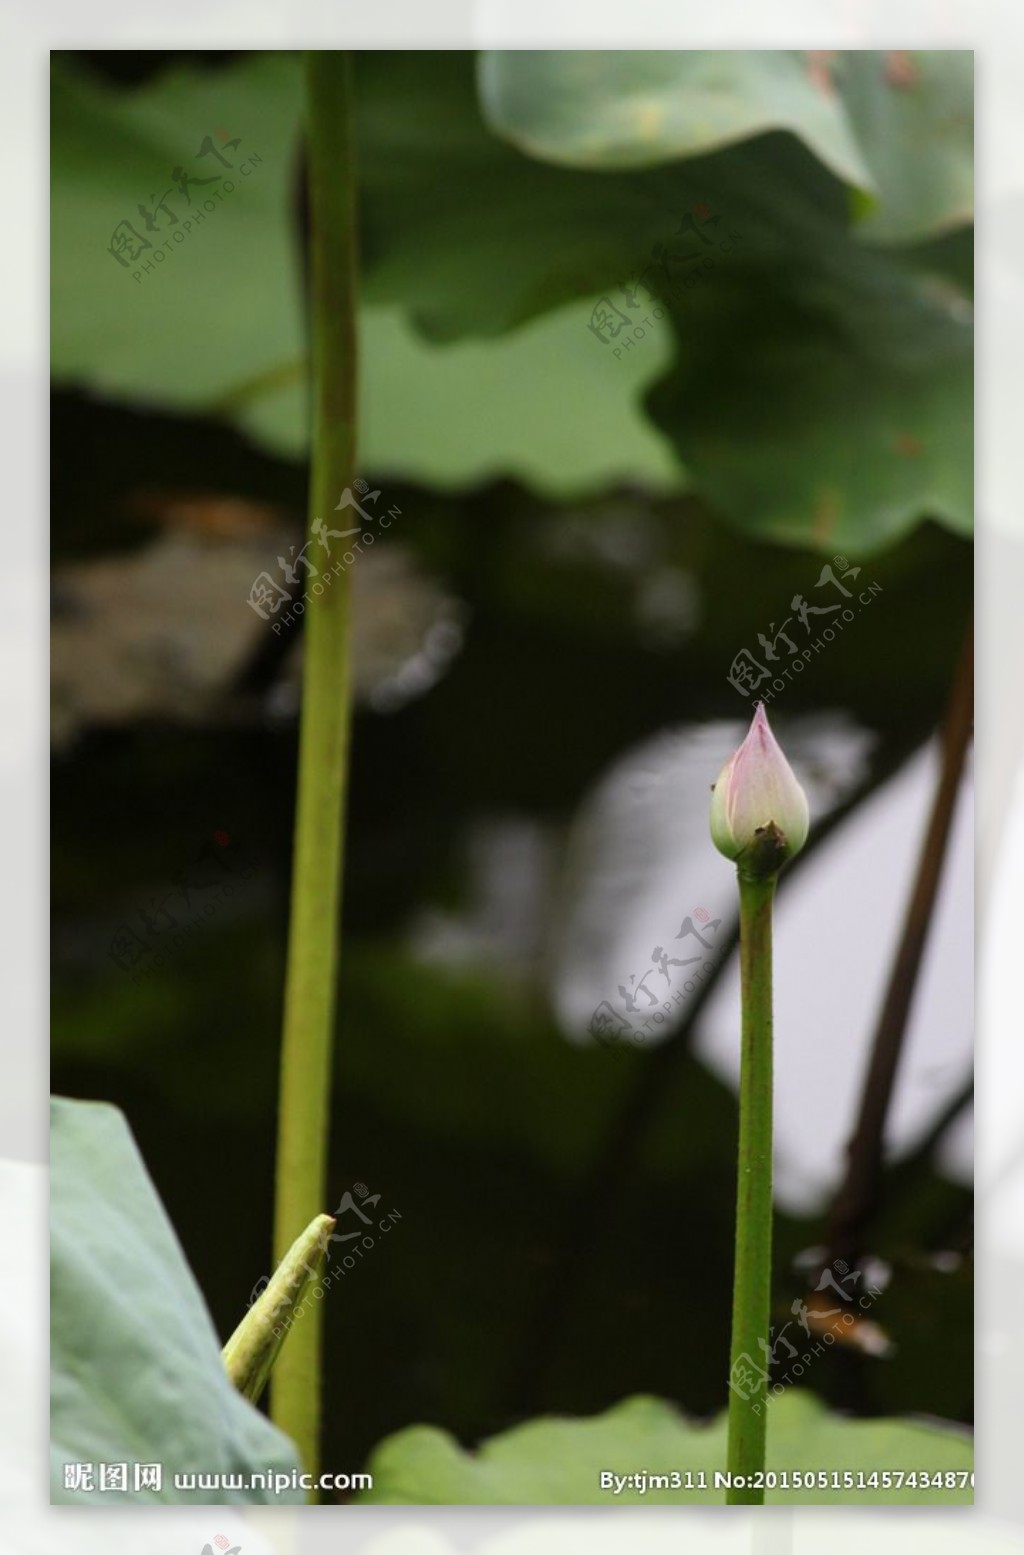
726,872 -> 776,1505
271,50 -> 358,1483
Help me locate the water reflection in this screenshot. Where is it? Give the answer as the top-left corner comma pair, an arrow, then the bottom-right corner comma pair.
549,714 -> 874,1049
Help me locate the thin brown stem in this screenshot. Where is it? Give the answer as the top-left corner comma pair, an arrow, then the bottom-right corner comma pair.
825,621 -> 973,1269
510,728 -> 923,1413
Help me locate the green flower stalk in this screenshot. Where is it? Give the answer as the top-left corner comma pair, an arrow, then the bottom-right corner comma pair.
271,50 -> 358,1488
711,703 -> 808,1506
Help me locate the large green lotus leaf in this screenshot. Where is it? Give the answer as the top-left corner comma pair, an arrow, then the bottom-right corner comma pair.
50,52 -> 305,402
478,50 -> 972,246
359,1389 -> 972,1505
833,50 -> 974,243
354,50 -> 790,342
360,57 -> 972,549
51,51 -> 971,548
233,303 -> 680,492
50,1096 -> 304,1503
645,209 -> 973,552
478,50 -> 873,184
45,50 -> 871,364
50,53 -> 680,496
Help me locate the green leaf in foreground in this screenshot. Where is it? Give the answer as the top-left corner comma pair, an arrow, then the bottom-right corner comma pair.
358,1389 -> 972,1505
50,1096 -> 305,1504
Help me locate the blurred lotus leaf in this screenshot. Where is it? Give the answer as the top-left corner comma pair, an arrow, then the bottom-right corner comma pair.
51,50 -> 971,552
360,1388 -> 972,1505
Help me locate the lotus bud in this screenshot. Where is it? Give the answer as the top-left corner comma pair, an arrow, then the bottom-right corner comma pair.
222,1211 -> 336,1404
709,703 -> 809,879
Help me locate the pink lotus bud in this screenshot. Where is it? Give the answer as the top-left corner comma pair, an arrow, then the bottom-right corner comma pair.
709,704 -> 809,877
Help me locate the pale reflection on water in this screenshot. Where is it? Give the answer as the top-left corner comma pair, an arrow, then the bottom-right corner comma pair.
404,714 -> 972,1215
546,716 -> 970,1213
549,715 -> 873,1041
